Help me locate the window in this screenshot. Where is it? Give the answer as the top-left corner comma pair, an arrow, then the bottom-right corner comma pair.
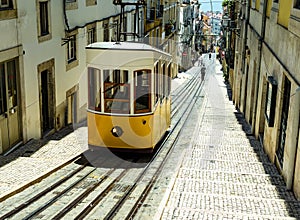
103,22 -> 109,42
65,0 -> 78,10
37,0 -> 51,42
104,70 -> 130,113
39,2 -> 49,36
87,26 -> 96,45
86,0 -> 97,6
134,70 -> 151,113
0,59 -> 18,115
154,63 -> 159,103
111,19 -> 118,42
0,0 -> 16,20
88,67 -> 101,111
295,0 -> 300,9
0,0 -> 12,9
67,35 -> 76,63
265,76 -> 277,127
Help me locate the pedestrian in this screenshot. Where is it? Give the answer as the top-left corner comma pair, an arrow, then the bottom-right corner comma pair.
198,56 -> 203,67
201,64 -> 206,81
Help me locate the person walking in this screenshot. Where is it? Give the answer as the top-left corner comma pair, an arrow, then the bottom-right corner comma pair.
201,64 -> 206,81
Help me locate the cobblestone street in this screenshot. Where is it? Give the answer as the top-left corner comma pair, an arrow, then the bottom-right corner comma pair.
0,57 -> 300,219
159,57 -> 300,219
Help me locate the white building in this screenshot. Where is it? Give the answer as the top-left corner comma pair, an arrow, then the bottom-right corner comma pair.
0,0 -> 141,154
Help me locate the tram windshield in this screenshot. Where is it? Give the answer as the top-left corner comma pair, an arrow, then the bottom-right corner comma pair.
104,69 -> 130,113
88,68 -> 152,114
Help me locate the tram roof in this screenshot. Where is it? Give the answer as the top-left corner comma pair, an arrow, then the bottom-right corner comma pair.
86,41 -> 171,57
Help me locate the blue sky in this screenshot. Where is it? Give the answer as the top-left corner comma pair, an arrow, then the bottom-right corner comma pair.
199,1 -> 223,12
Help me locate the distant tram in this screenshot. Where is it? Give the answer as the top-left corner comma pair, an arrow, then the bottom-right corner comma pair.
86,42 -> 172,152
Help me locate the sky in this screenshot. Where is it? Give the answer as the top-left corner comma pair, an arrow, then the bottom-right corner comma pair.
199,0 -> 223,12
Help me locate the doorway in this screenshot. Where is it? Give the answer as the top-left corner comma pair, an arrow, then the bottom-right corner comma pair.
0,59 -> 22,153
40,69 -> 55,136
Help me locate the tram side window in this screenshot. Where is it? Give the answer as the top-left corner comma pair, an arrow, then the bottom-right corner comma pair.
154,63 -> 159,104
134,70 -> 151,113
167,64 -> 171,96
88,67 -> 101,111
162,63 -> 166,99
104,69 -> 130,113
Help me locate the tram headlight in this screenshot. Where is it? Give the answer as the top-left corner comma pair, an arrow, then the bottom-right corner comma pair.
111,126 -> 123,137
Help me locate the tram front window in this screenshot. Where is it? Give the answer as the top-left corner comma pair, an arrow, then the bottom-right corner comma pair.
134,70 -> 151,113
104,69 -> 130,113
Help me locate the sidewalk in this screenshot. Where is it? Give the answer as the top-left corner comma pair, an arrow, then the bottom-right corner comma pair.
0,126 -> 83,200
159,57 -> 300,219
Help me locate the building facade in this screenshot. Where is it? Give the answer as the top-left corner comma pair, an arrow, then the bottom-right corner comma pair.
231,0 -> 300,199
0,0 -> 178,155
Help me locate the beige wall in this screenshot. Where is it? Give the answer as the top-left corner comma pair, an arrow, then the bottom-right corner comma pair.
234,3 -> 300,198
9,0 -> 138,140
294,125 -> 300,199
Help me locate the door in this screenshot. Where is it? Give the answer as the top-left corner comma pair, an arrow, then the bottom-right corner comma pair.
66,92 -> 77,125
0,60 -> 21,153
40,69 -> 54,135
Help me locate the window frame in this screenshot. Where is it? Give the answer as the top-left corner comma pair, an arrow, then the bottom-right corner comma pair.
295,0 -> 300,9
65,29 -> 79,71
37,0 -> 52,42
265,76 -> 277,127
87,23 -> 97,45
67,35 -> 76,63
103,69 -> 130,114
88,67 -> 101,111
0,0 -> 16,20
65,0 -> 78,10
86,0 -> 97,7
134,69 -> 152,114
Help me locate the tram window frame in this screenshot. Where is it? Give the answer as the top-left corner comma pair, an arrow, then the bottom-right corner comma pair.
154,62 -> 159,104
162,63 -> 166,100
88,67 -> 101,111
167,64 -> 171,97
134,69 -> 151,114
103,69 -> 130,114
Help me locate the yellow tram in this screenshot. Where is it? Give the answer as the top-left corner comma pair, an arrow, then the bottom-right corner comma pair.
86,42 -> 172,152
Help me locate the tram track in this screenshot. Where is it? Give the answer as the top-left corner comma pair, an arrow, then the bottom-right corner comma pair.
0,66 -> 204,220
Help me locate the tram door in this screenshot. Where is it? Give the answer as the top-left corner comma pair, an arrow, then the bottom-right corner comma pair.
0,60 -> 21,153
